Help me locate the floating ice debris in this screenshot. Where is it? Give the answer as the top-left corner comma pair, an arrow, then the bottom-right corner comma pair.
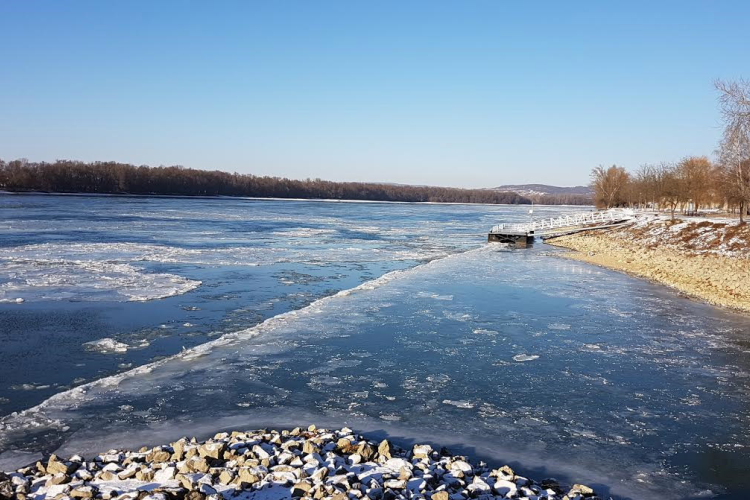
0,427 -> 602,499
379,414 -> 402,421
82,338 -> 129,354
0,297 -> 24,304
10,383 -> 50,391
547,323 -> 571,330
416,291 -> 454,300
442,399 -> 475,409
512,354 -> 540,362
473,328 -> 499,335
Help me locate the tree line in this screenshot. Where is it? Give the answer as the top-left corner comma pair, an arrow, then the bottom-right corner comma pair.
0,159 -> 531,205
591,79 -> 750,222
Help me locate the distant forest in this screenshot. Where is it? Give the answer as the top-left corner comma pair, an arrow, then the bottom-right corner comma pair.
0,159 -> 532,204
527,193 -> 593,205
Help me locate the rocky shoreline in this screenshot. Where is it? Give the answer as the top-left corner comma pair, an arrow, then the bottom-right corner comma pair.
0,426 -> 600,500
547,217 -> 750,313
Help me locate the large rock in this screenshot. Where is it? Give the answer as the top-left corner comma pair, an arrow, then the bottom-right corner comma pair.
147,449 -> 172,464
70,485 -> 97,499
570,483 -> 596,497
412,444 -> 433,460
46,455 -> 76,475
235,468 -> 261,487
198,442 -> 226,460
377,440 -> 392,460
45,473 -> 70,486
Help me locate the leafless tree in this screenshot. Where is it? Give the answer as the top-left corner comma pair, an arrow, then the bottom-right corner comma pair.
715,78 -> 750,222
676,156 -> 715,213
590,165 -> 630,208
659,163 -> 683,220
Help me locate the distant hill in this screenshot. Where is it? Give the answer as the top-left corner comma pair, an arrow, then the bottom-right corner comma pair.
491,184 -> 593,205
492,184 -> 593,197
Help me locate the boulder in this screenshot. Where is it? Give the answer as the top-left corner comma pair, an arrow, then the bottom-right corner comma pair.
377,440 -> 392,460
198,442 -> 226,460
45,473 -> 70,486
70,485 -> 97,499
569,483 -> 596,497
46,456 -> 76,475
412,444 -> 433,460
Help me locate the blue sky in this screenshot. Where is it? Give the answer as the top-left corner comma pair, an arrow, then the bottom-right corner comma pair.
1,1 -> 748,187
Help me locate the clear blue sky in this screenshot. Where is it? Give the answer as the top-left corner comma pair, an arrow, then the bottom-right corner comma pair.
1,1 -> 748,188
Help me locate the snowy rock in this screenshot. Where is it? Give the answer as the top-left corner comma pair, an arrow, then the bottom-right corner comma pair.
493,479 -> 517,497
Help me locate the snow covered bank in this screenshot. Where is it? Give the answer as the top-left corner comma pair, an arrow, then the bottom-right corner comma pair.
548,217 -> 750,312
0,426 -> 601,500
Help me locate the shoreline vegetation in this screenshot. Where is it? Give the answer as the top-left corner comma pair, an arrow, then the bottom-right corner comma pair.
547,216 -> 750,313
0,159 -> 531,205
0,426 -> 600,500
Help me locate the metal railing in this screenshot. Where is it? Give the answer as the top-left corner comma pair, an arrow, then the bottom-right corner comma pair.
490,209 -> 636,235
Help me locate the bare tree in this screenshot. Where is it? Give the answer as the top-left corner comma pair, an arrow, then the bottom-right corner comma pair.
659,163 -> 683,220
676,156 -> 715,213
590,164 -> 630,208
716,78 -> 750,222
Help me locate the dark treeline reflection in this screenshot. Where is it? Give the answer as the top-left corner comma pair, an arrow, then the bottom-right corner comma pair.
0,159 -> 531,205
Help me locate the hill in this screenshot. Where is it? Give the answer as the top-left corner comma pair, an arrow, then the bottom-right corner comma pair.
492,184 -> 592,197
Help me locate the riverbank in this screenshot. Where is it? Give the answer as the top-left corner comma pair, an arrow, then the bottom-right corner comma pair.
0,426 -> 599,500
547,217 -> 750,312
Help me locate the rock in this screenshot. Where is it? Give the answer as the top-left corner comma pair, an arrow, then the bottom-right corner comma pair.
198,442 -> 226,460
357,443 -> 375,461
70,485 -> 97,499
495,465 -> 514,478
412,444 -> 433,460
467,477 -> 491,497
541,478 -> 562,492
185,492 -> 206,500
47,456 -> 76,475
153,466 -> 176,482
235,468 -> 261,487
569,483 -> 596,497
302,441 -> 319,455
198,483 -> 217,495
252,444 -> 271,460
450,460 -> 473,475
45,473 -> 70,486
135,469 -> 154,481
98,470 -> 117,481
336,438 -> 353,453
218,470 -> 235,485
117,466 -> 138,480
383,479 -> 406,489
188,457 -> 211,473
493,479 -> 517,497
292,480 -> 313,497
431,492 -> 449,500
311,467 -> 328,482
0,479 -> 14,500
147,449 -> 172,464
171,440 -> 187,461
377,440 -> 392,460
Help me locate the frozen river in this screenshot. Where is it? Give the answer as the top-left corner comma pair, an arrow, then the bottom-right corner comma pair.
1,194 -> 749,499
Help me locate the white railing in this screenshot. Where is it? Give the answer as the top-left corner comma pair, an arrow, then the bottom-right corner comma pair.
490,209 -> 635,235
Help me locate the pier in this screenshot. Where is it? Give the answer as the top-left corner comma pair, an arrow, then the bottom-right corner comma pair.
488,209 -> 636,247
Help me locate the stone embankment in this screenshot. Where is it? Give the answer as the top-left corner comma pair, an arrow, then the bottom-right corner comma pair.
547,217 -> 750,312
0,426 -> 600,500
